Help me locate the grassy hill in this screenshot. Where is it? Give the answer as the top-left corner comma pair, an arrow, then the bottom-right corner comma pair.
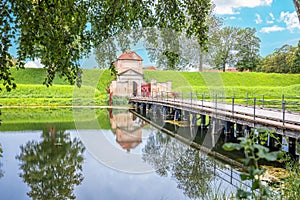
1,68 -> 300,109
0,68 -> 114,106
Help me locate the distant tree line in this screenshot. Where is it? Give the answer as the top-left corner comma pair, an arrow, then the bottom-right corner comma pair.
257,41 -> 300,73
201,13 -> 300,74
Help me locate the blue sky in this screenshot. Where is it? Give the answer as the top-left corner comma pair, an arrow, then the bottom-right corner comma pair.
213,0 -> 300,56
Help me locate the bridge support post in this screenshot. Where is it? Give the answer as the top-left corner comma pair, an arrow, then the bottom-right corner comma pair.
183,110 -> 190,122
236,124 -> 243,137
224,121 -> 234,142
200,115 -> 206,127
174,109 -> 181,121
191,113 -> 197,127
289,137 -> 296,156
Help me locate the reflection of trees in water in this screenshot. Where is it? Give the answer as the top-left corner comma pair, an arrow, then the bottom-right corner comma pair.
0,144 -> 3,178
16,129 -> 85,200
142,130 -> 218,199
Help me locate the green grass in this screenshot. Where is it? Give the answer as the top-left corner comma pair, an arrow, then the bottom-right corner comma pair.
1,69 -> 300,109
8,68 -> 69,85
0,68 -> 114,106
143,70 -> 300,112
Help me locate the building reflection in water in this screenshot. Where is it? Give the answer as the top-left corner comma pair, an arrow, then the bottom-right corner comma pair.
109,109 -> 146,152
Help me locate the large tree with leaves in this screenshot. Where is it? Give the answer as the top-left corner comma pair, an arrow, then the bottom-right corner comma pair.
0,0 -> 211,91
206,26 -> 260,72
258,43 -> 299,73
207,26 -> 240,72
235,28 -> 261,72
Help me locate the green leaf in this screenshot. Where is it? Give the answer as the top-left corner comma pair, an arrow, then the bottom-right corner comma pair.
252,179 -> 260,190
263,151 -> 282,161
236,189 -> 251,199
240,173 -> 252,181
223,143 -> 242,151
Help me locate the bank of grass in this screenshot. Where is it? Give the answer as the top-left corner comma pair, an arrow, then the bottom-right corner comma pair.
1,68 -> 300,109
0,68 -> 113,106
144,71 -> 300,111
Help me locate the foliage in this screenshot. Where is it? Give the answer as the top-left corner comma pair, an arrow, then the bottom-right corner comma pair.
11,0 -> 90,87
93,0 -> 211,71
281,158 -> 300,199
235,28 -> 261,72
16,130 -> 85,199
223,130 -> 283,199
1,0 -> 212,91
291,40 -> 300,73
258,42 -> 300,73
0,1 -> 22,92
205,27 -> 260,72
207,27 -> 240,71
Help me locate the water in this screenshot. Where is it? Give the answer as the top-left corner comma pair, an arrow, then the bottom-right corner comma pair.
0,108 -> 242,200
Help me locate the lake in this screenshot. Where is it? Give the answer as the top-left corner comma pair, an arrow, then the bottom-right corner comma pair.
0,108 -> 247,200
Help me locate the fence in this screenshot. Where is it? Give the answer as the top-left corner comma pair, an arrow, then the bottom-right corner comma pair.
143,91 -> 300,113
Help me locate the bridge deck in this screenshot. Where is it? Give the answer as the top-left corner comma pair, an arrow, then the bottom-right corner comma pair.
129,97 -> 300,136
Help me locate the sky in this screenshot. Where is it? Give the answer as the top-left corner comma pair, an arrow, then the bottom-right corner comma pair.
213,0 -> 300,56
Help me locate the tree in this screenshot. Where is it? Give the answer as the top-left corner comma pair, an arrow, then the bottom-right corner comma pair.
11,0 -> 90,88
235,28 -> 261,71
291,40 -> 300,73
0,0 -> 212,91
0,1 -> 19,92
258,43 -> 299,73
207,27 -> 240,72
207,26 -> 261,72
294,0 -> 300,22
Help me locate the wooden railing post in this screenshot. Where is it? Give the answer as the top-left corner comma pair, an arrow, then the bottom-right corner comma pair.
254,97 -> 256,121
282,94 -> 285,126
232,97 -> 234,115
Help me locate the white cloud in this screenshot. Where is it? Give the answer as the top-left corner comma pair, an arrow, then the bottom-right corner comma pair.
266,13 -> 275,24
24,59 -> 44,68
279,11 -> 300,32
255,14 -> 263,24
213,0 -> 272,15
259,25 -> 285,33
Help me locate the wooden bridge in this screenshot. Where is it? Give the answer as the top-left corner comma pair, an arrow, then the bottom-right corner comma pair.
129,94 -> 300,138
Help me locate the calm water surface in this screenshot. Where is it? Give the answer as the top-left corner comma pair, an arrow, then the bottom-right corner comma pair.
0,108 -> 240,200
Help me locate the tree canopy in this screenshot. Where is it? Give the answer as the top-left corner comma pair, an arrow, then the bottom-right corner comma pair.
205,26 -> 260,72
0,0 -> 211,91
257,41 -> 300,73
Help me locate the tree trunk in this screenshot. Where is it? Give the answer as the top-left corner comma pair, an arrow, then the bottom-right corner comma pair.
199,53 -> 203,72
294,0 -> 300,22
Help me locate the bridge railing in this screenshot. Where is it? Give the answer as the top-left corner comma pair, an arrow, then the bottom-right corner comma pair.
139,91 -> 300,113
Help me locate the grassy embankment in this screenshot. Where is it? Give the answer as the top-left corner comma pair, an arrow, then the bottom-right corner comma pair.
0,68 -> 114,107
1,68 -> 300,110
0,68 -> 114,130
144,71 -> 300,111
